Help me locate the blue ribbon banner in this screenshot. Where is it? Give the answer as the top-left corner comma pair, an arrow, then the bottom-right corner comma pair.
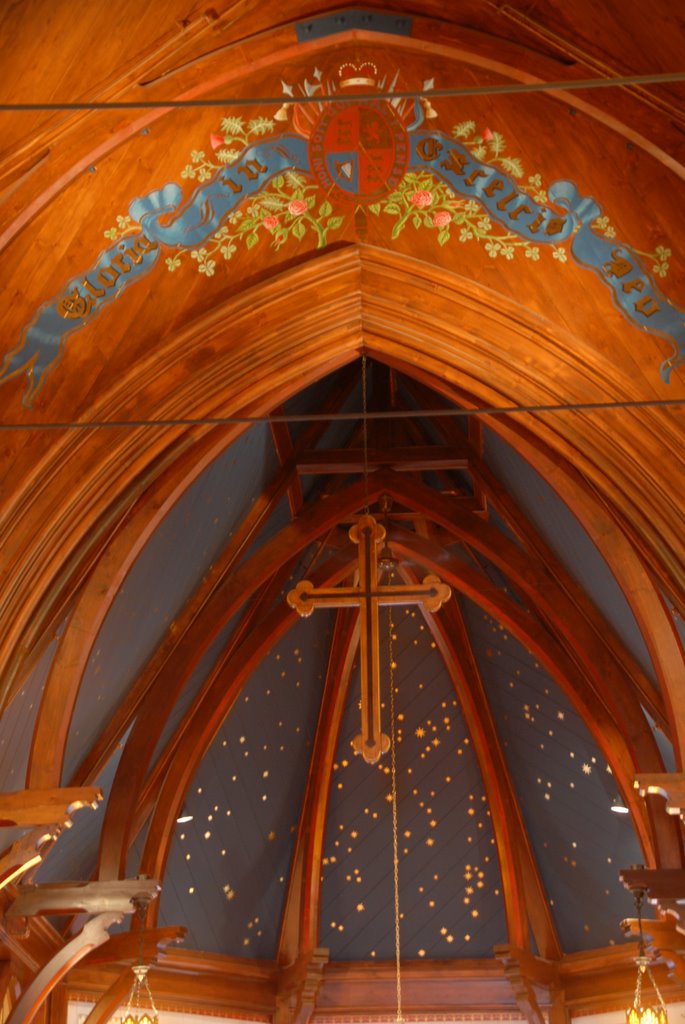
3,125 -> 684,405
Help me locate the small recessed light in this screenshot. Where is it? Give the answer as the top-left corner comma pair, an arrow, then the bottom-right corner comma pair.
177,813 -> 194,823
610,799 -> 629,815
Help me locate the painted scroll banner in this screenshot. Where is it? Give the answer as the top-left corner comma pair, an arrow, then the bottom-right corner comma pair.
4,118 -> 685,406
3,136 -> 311,406
413,133 -> 685,383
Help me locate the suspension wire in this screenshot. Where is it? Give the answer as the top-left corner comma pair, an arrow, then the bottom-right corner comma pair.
2,70 -> 685,113
2,395 -> 685,432
361,352 -> 370,514
387,602 -> 403,1024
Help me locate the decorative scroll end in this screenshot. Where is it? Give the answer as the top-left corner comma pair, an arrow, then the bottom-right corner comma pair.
421,575 -> 452,611
349,514 -> 385,547
351,731 -> 390,765
287,580 -> 317,617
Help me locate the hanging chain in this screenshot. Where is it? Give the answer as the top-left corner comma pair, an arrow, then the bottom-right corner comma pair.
387,602 -> 403,1024
361,353 -> 370,515
633,888 -> 668,1017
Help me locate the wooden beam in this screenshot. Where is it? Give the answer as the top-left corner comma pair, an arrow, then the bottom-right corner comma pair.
73,453 -> 300,795
405,378 -> 667,732
24,427 -> 239,792
620,867 -> 685,902
495,945 -> 554,1024
422,591 -> 561,959
388,527 -> 655,858
296,445 -> 470,474
270,409 -> 304,516
277,608 -> 358,965
0,890 -> 63,975
0,827 -> 61,892
275,947 -> 329,1024
131,561 -> 302,844
82,969 -> 133,1024
5,912 -> 121,1024
80,926 -> 185,966
138,553 -> 360,914
7,879 -> 160,919
0,789 -> 101,828
100,473 -> 387,881
636,774 -> 685,819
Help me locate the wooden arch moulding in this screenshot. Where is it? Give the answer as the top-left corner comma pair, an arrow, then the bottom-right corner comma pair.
3,250 -> 685,783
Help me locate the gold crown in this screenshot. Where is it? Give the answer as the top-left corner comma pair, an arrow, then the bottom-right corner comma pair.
338,61 -> 378,88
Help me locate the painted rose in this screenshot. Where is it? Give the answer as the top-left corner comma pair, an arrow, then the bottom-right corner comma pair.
263,215 -> 280,230
288,199 -> 307,216
411,190 -> 433,208
432,210 -> 451,227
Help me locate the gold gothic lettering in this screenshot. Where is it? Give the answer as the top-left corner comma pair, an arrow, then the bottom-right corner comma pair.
57,235 -> 158,320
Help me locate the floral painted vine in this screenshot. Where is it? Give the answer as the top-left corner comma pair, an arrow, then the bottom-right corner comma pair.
103,115 -> 671,280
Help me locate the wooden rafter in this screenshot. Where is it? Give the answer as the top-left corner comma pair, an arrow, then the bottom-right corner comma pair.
120,469 -> 676,885
0,788 -> 101,828
417,587 -> 561,959
26,425 -> 241,791
405,377 -> 667,729
5,912 -> 122,1024
75,452 -> 301,794
277,607 -> 359,965
131,559 -> 303,843
387,527 -> 656,858
137,552 -> 361,914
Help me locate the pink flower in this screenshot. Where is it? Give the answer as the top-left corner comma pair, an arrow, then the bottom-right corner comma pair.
263,215 -> 280,230
411,190 -> 433,208
288,199 -> 307,216
432,210 -> 451,227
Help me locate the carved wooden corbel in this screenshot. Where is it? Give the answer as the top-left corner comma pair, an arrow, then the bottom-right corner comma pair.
274,947 -> 329,1024
5,912 -> 122,1024
495,944 -> 559,1024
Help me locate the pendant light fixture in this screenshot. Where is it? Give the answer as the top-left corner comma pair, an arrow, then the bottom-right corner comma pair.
120,895 -> 159,1024
626,888 -> 667,1024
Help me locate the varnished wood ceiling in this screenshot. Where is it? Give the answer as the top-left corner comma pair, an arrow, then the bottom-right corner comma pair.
1,2 -> 685,1021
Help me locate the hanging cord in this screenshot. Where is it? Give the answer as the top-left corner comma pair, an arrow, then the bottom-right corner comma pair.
123,898 -> 159,1023
634,889 -> 668,1018
387,602 -> 403,1024
361,353 -> 370,515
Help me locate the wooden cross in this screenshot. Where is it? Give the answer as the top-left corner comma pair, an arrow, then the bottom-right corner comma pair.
287,514 -> 451,764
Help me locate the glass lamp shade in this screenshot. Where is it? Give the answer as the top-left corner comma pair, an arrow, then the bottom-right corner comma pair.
626,1005 -> 667,1024
120,963 -> 159,1024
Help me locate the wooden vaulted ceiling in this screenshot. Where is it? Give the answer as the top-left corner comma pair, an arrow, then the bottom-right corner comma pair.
1,1 -> 685,1022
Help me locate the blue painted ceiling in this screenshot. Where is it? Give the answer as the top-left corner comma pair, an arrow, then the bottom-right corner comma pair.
3,360 -> 661,967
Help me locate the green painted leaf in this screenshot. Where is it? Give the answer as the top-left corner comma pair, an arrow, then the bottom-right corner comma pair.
438,229 -> 450,246
319,200 -> 333,217
326,216 -> 344,231
246,232 -> 259,249
293,220 -> 306,240
384,203 -> 401,215
368,203 -> 381,215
